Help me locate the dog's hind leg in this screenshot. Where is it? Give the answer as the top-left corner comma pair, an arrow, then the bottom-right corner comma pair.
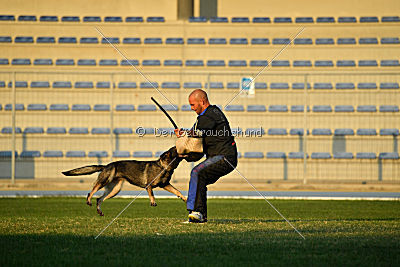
96,179 -> 123,216
87,182 -> 103,206
163,184 -> 187,203
146,186 -> 157,206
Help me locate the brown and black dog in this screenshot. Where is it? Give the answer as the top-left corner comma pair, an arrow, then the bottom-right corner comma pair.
62,146 -> 186,216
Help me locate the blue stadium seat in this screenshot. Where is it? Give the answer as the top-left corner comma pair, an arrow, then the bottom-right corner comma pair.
50,104 -> 69,111
273,38 -> 290,45
337,38 -> 356,45
161,104 -> 178,111
96,82 -> 110,89
254,82 -> 267,89
147,17 -> 165,22
225,105 -> 244,112
290,128 -> 308,136
83,16 -> 101,22
15,36 -> 34,43
380,82 -> 399,89
251,38 -> 269,45
18,15 -> 36,21
105,16 -> 122,22
20,151 -> 41,158
133,151 -> 153,157
311,152 -> 331,159
230,38 -> 248,45
92,128 -> 110,134
188,17 -> 207,23
381,16 -> 400,22
137,104 -> 156,111
183,82 -> 202,89
316,38 -> 334,45
358,83 -> 377,89
101,37 -> 119,44
227,82 -> 239,89
53,81 -> 72,88
12,59 -> 31,65
228,60 -> 247,67
27,104 -> 47,111
357,128 -> 377,136
144,38 -> 162,45
313,105 -> 332,112
118,82 -> 137,89
335,105 -> 354,112
380,60 -> 400,67
274,17 -> 292,23
1,127 -> 22,134
0,37 -> 11,43
0,151 -> 18,157
113,128 -> 133,134
31,81 -> 50,88
333,152 -> 353,159
314,83 -> 333,89
250,60 -> 268,67
271,60 -> 290,67
359,38 -> 378,44
379,152 -> 399,159
62,16 -> 80,22
210,17 -> 228,23
187,38 -> 205,45
8,81 -> 28,88
0,58 -> 9,65
47,127 -> 66,134
268,128 -> 287,135
122,37 -> 141,44
140,82 -> 159,88
120,59 -> 139,66
115,105 -> 134,111
294,38 -> 313,45
336,83 -> 355,89
293,60 -> 312,67
185,60 -> 204,67
37,37 -> 55,43
34,59 -> 53,65
142,59 -> 161,66
291,105 -> 310,112
247,105 -> 266,112
89,151 -> 108,158
93,104 -> 110,111
40,15 -> 58,22
209,38 -> 227,44
126,17 -> 143,22
113,151 -> 130,158
338,17 -> 357,23
334,129 -> 354,136
44,151 -> 63,158
71,104 -> 91,111
164,60 -> 182,66
59,37 -> 77,43
66,151 -> 86,158
292,83 -> 311,89
24,127 -> 44,134
356,152 -> 376,159
0,15 -> 15,21
337,60 -> 356,67
75,81 -> 94,88
295,17 -> 314,23
56,59 -> 74,66
0,81 -> 4,88
77,59 -> 96,66
166,38 -> 184,44
266,152 -> 286,159
99,59 -> 118,66
5,104 -> 24,111
252,17 -> 271,23
207,60 -> 225,67
162,82 -> 180,89
312,128 -> 332,135
270,83 -> 289,89
244,152 -> 264,158
380,129 -> 399,136
360,16 -> 379,23
269,105 -> 288,112
379,105 -> 399,112
181,105 -> 191,111
357,105 -> 377,112
358,60 -> 378,67
232,17 -> 250,23
315,60 -> 334,67
288,152 -> 308,159
205,82 -> 224,89
316,17 -> 335,23
69,128 -> 89,134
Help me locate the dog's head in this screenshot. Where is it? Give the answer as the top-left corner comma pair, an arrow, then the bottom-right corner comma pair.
159,146 -> 183,169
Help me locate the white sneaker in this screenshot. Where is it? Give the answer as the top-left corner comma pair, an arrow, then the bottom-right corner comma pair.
188,211 -> 206,223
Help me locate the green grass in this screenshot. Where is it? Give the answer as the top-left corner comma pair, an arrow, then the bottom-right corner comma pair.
0,197 -> 399,266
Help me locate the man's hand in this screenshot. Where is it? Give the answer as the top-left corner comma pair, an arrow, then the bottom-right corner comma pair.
174,128 -> 184,137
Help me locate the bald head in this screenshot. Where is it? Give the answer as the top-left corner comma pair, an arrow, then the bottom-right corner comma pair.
189,89 -> 208,101
188,89 -> 210,115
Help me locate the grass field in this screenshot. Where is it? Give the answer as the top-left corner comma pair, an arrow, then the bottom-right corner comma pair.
0,197 -> 399,266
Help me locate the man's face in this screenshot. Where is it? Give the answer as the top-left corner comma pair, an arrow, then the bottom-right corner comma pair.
189,95 -> 203,115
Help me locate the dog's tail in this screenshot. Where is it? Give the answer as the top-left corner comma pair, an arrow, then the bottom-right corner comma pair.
62,165 -> 105,176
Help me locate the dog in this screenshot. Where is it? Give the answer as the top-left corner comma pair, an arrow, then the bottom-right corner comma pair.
62,146 -> 186,216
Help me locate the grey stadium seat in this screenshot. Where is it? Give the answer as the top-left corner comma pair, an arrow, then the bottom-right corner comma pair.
62,16 -> 80,22
225,105 -> 244,112
356,152 -> 376,159
47,127 -> 66,134
89,151 -> 108,158
181,105 -> 191,111
137,104 -> 156,111
356,128 -> 377,135
295,17 -> 314,23
334,152 -> 353,159
71,104 -> 91,111
227,82 -> 239,89
59,37 -> 77,43
99,59 -> 118,66
357,105 -> 377,112
316,38 -> 334,45
18,15 -> 36,21
311,152 -> 331,159
317,17 -> 335,23
50,104 -> 69,111
312,128 -> 332,135
230,38 -> 248,45
53,81 -> 72,88
338,17 -> 357,23
380,82 -> 399,89
185,60 -> 204,66
379,105 -> 399,112
210,17 -> 228,23
250,60 -> 268,67
268,128 -> 287,135
359,38 -> 378,44
291,105 -> 310,112
360,16 -> 379,23
69,127 -> 89,134
380,129 -> 399,136
166,38 -> 184,44
96,82 -> 110,89
144,38 -> 162,44
113,151 -> 130,158
75,81 -> 94,88
34,59 -> 53,65
336,83 -> 355,89
12,59 -> 31,65
358,60 -> 378,67
381,37 -> 400,44
142,60 -> 161,66
252,17 -> 271,23
229,60 -> 247,67
270,83 -> 289,89
0,37 -> 12,43
244,152 -> 264,158
269,105 -> 288,112
254,82 -> 267,89
313,105 -> 332,112
8,81 -> 28,88
293,60 -> 312,67
294,38 -> 313,45
380,60 -> 400,67
27,104 -> 47,111
118,82 -> 137,89
66,151 -> 86,157
105,16 -> 122,22
288,152 -> 308,159
187,38 -> 205,44
207,60 -> 225,67
101,37 -> 119,44
80,37 -> 98,44
15,36 -> 34,43
274,17 -> 292,23
337,60 -> 356,67
115,105 -> 135,111
83,16 -> 101,22
251,38 -> 269,45
314,83 -> 333,89
161,104 -> 178,111
147,17 -> 165,22
272,38 -> 290,45
337,38 -> 356,45
113,128 -> 133,134
31,81 -> 50,88
91,128 -> 110,134
126,16 -> 143,22
315,60 -> 334,67
292,83 -> 311,89
24,127 -> 44,134
140,82 -> 159,88
334,129 -> 354,135
188,17 -> 207,23
162,82 -> 180,89
232,17 -> 250,23
4,104 -> 24,111
1,127 -> 22,134
133,151 -> 153,157
120,59 -> 139,66
290,128 -> 308,136
381,16 -> 400,22
266,152 -> 286,159
209,38 -> 227,44
247,105 -> 266,112
20,151 -> 41,157
164,60 -> 182,66
379,152 -> 399,159
335,105 -> 354,112
0,58 -> 9,64
184,82 -> 202,89
40,15 -> 58,22
56,59 -> 74,66
271,60 -> 290,67
77,59 -> 96,66
44,151 -> 63,157
37,37 -> 55,43
94,104 -> 110,111
358,83 -> 377,89
205,82 -> 224,89
123,38 -> 141,44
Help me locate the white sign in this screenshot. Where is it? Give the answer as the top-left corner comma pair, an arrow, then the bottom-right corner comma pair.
240,77 -> 255,97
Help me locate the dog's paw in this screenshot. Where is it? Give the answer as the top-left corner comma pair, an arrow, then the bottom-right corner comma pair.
86,201 -> 92,206
150,202 -> 157,207
97,209 -> 104,216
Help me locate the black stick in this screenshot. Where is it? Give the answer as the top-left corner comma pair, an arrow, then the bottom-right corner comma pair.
151,97 -> 179,130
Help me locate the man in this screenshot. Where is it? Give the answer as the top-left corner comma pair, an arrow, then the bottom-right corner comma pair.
175,89 -> 238,223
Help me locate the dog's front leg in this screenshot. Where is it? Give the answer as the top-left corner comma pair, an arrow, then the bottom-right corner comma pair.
146,186 -> 157,206
163,184 -> 187,203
